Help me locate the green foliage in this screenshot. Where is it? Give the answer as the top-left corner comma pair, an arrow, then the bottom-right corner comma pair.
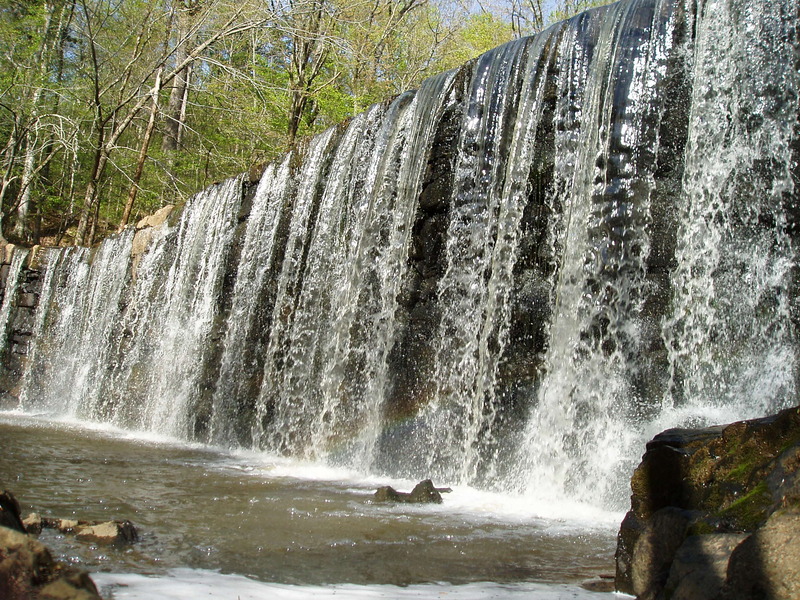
548,0 -> 616,24
443,12 -> 515,68
0,0 -> 620,245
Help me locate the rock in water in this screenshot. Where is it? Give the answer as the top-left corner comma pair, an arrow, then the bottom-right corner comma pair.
629,507 -> 692,597
373,479 -> 444,504
74,520 -> 138,545
23,514 -> 139,545
21,513 -> 42,535
0,526 -> 102,600
374,486 -> 404,502
408,480 -> 443,504
0,491 -> 25,533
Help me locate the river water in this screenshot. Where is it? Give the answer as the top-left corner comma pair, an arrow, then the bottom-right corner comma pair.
0,413 -> 621,599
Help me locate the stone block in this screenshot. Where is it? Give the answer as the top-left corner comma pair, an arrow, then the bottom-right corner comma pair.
16,293 -> 37,308
136,205 -> 174,230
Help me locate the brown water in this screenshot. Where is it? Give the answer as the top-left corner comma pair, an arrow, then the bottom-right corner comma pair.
0,413 -> 617,591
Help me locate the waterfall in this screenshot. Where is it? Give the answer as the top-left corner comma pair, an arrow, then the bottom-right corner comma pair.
411,37 -> 535,486
209,157 -> 295,447
662,0 -> 799,422
517,0 -> 684,506
0,248 -> 30,349
6,0 -> 798,510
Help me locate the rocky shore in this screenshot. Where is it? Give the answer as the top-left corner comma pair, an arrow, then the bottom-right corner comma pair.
0,490 -> 103,599
616,405 -> 800,600
0,489 -> 140,600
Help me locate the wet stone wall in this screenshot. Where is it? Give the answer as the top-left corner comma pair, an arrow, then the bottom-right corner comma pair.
0,246 -> 45,407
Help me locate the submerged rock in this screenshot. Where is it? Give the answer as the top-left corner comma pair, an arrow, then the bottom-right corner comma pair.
580,576 -> 615,593
616,405 -> 800,599
373,479 -> 445,504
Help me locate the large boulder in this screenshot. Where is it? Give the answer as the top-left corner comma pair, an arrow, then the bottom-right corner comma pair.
718,508 -> 800,600
664,533 -> 747,600
628,507 -> 693,598
135,204 -> 174,230
616,405 -> 800,599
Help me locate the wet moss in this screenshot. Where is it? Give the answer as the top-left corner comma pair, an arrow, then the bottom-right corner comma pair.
719,481 -> 772,531
686,518 -> 716,536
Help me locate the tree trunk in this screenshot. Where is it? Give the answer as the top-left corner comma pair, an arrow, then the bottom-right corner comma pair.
162,2 -> 197,154
120,69 -> 162,230
287,87 -> 307,147
13,0 -> 67,241
162,65 -> 189,153
75,140 -> 107,246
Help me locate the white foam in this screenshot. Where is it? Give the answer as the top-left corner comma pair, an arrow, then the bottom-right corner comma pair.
94,569 -> 626,600
0,410 -> 217,451
432,486 -> 622,530
217,453 -> 621,531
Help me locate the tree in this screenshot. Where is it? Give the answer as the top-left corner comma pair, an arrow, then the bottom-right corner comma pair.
162,0 -> 203,155
439,11 -> 515,67
0,0 -> 615,246
0,0 -> 77,241
71,0 -> 270,245
119,66 -> 163,230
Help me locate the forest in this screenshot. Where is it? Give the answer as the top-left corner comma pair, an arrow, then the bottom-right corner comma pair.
0,0 -> 606,247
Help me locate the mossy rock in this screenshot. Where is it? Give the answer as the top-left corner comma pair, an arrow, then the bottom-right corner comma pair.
718,481 -> 773,531
638,406 -> 800,526
617,405 -> 800,596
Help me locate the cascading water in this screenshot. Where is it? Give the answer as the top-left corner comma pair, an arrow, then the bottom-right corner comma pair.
16,178 -> 244,436
3,0 -> 797,511
138,177 -> 244,436
18,246 -> 92,411
411,37 -> 535,486
517,0 -> 686,507
258,104 -> 400,460
0,248 -> 29,348
661,0 -> 799,423
208,157 -> 295,446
